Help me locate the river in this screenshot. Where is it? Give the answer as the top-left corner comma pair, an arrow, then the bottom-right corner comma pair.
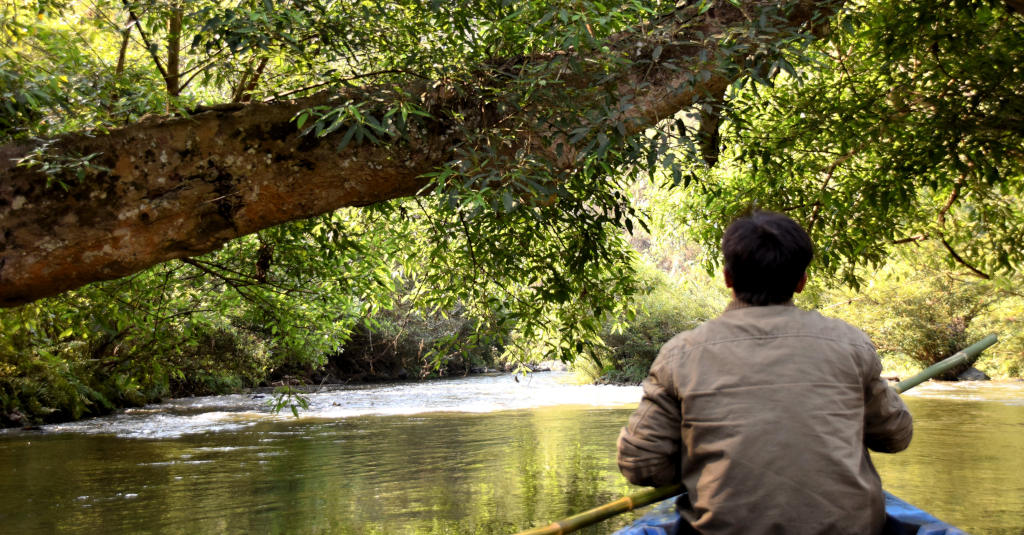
0,373 -> 1021,534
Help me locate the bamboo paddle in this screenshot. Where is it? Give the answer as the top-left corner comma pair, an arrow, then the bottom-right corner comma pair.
513,334 -> 998,535
514,484 -> 684,535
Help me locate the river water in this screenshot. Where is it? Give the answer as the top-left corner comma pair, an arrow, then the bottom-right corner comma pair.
0,373 -> 1021,534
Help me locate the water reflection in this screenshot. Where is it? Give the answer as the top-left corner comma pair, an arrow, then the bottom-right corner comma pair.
0,376 -> 1021,534
873,388 -> 1024,535
0,408 -> 642,534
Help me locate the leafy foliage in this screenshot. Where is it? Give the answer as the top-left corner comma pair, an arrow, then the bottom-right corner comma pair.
267,385 -> 310,419
577,261 -> 728,384
2,0 -> 660,363
0,207 -> 401,424
670,0 -> 1024,285
824,255 -> 990,372
2,0 -> 1023,426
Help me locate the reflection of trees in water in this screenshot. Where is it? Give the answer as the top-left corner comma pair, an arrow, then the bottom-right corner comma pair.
872,394 -> 1024,534
2,395 -> 1021,534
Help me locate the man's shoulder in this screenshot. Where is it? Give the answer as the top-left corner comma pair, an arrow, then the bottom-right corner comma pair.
653,318 -> 728,366
650,328 -> 702,372
665,305 -> 875,351
792,308 -> 876,348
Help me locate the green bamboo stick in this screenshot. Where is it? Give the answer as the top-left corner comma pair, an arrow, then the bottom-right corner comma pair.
515,484 -> 684,535
895,334 -> 998,393
515,334 -> 999,535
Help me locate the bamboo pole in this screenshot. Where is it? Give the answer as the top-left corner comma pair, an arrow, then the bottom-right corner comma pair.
515,484 -> 684,535
895,334 -> 998,393
514,334 -> 999,535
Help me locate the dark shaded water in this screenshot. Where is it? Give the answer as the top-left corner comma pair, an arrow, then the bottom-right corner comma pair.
0,375 -> 1021,534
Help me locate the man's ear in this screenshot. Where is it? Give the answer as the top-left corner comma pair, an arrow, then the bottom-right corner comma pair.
794,272 -> 808,294
723,268 -> 733,288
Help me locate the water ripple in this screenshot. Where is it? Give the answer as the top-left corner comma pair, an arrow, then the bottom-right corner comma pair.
41,372 -> 642,439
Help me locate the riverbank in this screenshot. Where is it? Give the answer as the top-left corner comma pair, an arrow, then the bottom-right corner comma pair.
0,319 -> 569,429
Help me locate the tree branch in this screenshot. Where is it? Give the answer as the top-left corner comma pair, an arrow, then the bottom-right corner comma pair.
940,239 -> 991,279
115,12 -> 132,76
1001,0 -> 1024,15
165,6 -> 183,97
892,234 -> 928,245
0,1 -> 845,307
936,173 -> 963,227
231,57 -> 270,104
123,3 -> 168,82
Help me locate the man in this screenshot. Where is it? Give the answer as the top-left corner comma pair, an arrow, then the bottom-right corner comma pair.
617,211 -> 913,535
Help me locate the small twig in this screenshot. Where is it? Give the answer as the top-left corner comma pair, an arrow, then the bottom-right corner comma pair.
115,12 -> 132,76
264,69 -> 428,102
459,212 -> 482,278
266,81 -> 333,101
892,234 -> 928,245
178,48 -> 232,92
940,239 -> 991,279
231,56 -> 270,103
936,173 -> 965,227
122,3 -> 169,81
821,296 -> 867,309
179,257 -> 254,288
808,148 -> 856,233
202,192 -> 241,204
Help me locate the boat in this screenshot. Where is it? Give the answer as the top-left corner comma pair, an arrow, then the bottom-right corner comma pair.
613,491 -> 968,535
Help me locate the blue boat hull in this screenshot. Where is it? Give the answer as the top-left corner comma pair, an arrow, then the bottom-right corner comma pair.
613,491 -> 967,535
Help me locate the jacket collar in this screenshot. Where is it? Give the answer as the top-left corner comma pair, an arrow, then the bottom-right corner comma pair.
723,299 -> 796,313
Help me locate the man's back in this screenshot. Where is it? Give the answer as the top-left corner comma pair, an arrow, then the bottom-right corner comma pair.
618,302 -> 913,535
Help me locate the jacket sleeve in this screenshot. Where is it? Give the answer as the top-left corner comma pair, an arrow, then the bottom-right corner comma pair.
617,362 -> 683,487
862,348 -> 913,453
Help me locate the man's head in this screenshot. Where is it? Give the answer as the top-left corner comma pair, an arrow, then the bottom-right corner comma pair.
722,211 -> 813,306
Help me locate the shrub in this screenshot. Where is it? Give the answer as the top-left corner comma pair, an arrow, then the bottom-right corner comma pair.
578,261 -> 728,383
969,293 -> 1024,378
822,251 -> 1017,378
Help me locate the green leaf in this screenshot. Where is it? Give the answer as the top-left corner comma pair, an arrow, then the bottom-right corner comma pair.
338,125 -> 358,151
502,191 -> 515,212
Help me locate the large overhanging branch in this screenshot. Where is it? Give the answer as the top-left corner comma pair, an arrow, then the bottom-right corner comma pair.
0,1 -> 841,307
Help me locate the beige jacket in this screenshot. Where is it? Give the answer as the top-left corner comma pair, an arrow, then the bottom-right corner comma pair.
618,302 -> 913,535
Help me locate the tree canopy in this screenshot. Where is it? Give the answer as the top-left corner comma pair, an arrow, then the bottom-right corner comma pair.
677,0 -> 1024,285
1,0 -> 1022,349
2,0 -> 843,306
2,0 -> 1023,425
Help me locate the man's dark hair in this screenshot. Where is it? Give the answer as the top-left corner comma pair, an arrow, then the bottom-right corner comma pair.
722,211 -> 813,306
